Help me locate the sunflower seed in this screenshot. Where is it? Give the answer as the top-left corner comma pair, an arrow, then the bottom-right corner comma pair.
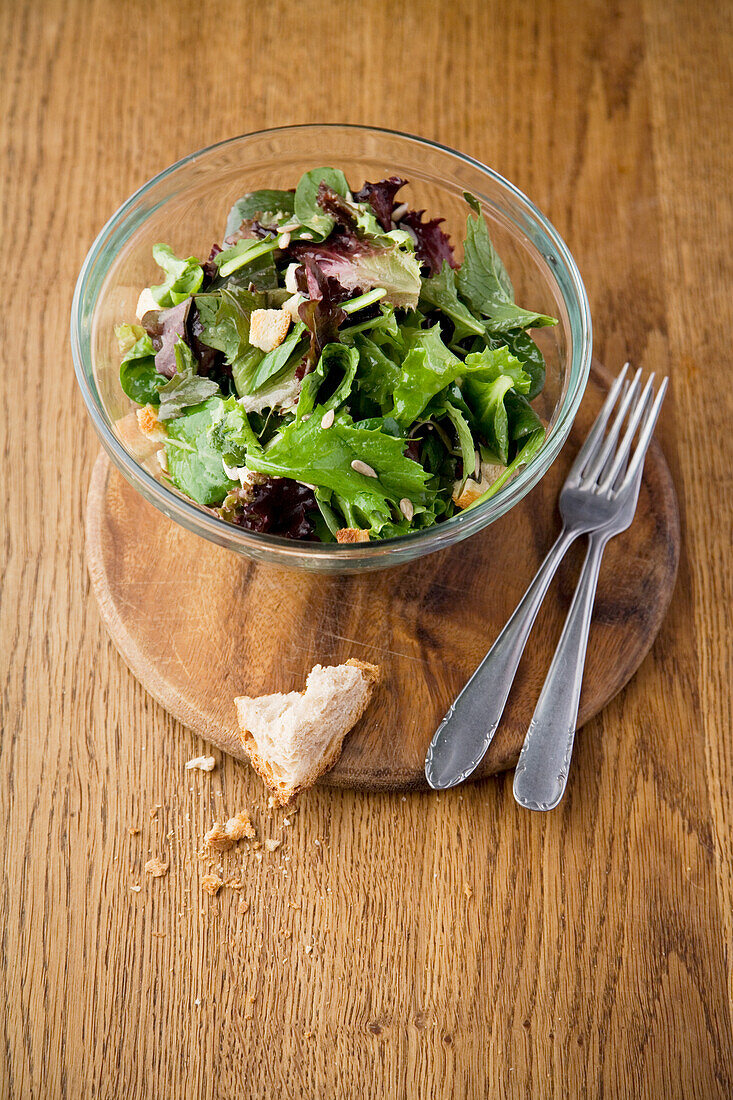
277,231 -> 291,249
350,459 -> 378,478
399,498 -> 414,521
320,408 -> 335,429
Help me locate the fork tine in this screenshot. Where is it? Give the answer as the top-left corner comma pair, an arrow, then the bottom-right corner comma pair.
597,373 -> 656,493
566,363 -> 629,482
616,377 -> 668,495
582,367 -> 642,486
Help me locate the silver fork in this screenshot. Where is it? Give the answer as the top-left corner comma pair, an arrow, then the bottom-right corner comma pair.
513,375 -> 668,810
425,365 -> 667,791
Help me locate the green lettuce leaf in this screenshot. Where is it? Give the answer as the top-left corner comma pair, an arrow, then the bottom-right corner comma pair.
501,328 -> 546,399
208,395 -> 261,466
456,205 -> 556,333
294,167 -> 350,238
225,190 -> 296,238
194,287 -> 266,396
419,262 -> 485,341
248,323 -> 307,393
353,334 -> 402,410
245,412 -> 432,508
215,237 -> 279,279
164,397 -> 237,506
115,323 -> 165,405
297,343 -> 359,423
157,341 -> 220,421
391,325 -> 469,426
149,244 -> 204,308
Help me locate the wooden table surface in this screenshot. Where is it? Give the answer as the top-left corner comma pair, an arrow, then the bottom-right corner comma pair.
2,1 -> 731,1096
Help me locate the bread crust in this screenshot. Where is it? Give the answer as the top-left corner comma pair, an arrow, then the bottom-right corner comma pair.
236,659 -> 381,805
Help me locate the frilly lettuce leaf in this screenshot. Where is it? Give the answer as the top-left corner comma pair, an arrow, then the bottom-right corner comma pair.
245,410 -> 432,508
149,244 -> 204,308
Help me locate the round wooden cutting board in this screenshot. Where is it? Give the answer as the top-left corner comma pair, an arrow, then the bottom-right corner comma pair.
86,362 -> 680,791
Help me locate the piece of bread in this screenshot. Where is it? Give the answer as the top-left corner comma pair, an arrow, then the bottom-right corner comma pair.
336,528 -> 370,543
249,308 -> 291,352
234,659 -> 381,805
452,460 -> 505,509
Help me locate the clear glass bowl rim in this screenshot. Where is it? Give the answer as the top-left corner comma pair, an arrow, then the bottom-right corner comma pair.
71,123 -> 592,564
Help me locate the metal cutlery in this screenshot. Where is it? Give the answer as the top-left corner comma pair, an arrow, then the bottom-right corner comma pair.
425,366 -> 668,797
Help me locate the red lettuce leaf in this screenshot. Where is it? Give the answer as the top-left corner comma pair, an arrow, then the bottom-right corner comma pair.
218,478 -> 318,540
296,258 -> 349,368
353,177 -> 407,231
401,210 -> 456,276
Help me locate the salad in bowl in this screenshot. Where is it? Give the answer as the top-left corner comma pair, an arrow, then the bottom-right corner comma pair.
114,167 -> 557,544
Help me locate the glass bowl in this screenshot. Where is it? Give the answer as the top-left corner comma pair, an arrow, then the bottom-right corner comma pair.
72,124 -> 591,574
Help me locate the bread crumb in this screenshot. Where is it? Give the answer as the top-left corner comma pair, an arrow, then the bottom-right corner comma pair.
145,857 -> 168,878
130,885 -> 142,893
128,826 -> 141,837
239,898 -> 251,915
201,873 -> 223,896
336,527 -> 370,543
149,806 -> 160,821
463,883 -> 473,900
305,944 -> 313,955
185,755 -> 216,772
204,812 -> 256,853
152,931 -> 166,938
225,812 -> 256,842
136,404 -> 168,443
265,838 -> 281,852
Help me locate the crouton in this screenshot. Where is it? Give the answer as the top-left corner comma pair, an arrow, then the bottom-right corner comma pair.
336,528 -> 370,543
136,404 -> 167,443
452,460 -> 505,509
135,287 -> 159,320
249,308 -> 291,352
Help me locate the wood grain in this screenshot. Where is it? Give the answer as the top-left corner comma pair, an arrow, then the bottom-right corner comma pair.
1,0 -> 732,1097
85,363 -> 680,791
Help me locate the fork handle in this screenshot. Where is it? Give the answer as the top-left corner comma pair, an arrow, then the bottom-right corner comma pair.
425,525 -> 580,788
513,529 -> 610,811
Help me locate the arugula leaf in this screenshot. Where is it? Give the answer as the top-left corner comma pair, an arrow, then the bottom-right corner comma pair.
246,412 -> 431,507
391,325 -> 468,426
419,262 -> 485,341
225,190 -> 295,239
247,324 -> 307,393
294,167 -> 350,238
456,207 -> 556,332
164,397 -> 237,506
115,324 -> 164,405
149,244 -> 204,308
157,341 -> 220,421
